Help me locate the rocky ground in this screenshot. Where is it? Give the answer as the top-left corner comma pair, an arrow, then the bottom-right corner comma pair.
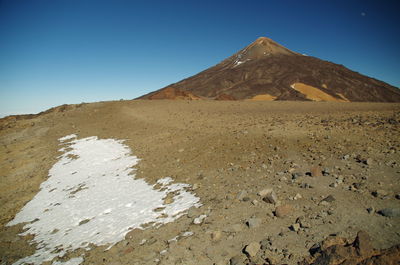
1,100 -> 399,265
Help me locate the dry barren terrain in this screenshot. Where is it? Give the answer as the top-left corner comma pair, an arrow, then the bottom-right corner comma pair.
1,100 -> 400,264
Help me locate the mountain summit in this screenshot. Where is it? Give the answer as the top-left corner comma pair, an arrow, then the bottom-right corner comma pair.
229,37 -> 299,66
139,37 -> 400,102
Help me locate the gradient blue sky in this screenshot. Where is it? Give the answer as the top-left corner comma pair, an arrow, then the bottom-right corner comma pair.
1,0 -> 399,116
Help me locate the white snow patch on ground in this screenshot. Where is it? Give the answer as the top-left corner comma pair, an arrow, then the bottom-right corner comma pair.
181,231 -> 194,237
59,134 -> 77,142
167,230 -> 194,244
193,214 -> 207,224
7,135 -> 201,265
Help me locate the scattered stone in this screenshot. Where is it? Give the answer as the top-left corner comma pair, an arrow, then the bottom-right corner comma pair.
237,190 -> 248,201
353,231 -> 373,256
292,172 -> 303,179
293,193 -> 302,200
367,207 -> 375,214
299,220 -> 311,229
147,237 -> 157,245
260,238 -> 272,250
336,176 -> 344,184
267,211 -> 274,218
349,185 -> 357,191
299,183 -> 313,189
244,242 -> 260,257
378,208 -> 400,217
352,182 -> 363,190
319,236 -> 348,252
365,158 -> 373,165
372,189 -> 389,198
242,196 -> 251,202
310,166 -> 322,177
258,188 -> 272,197
322,168 -> 330,176
251,199 -> 259,206
193,214 -> 207,224
259,189 -> 278,204
342,154 -> 350,160
320,201 -> 330,206
321,195 -> 336,203
246,217 -> 262,228
300,231 -> 399,265
230,255 -> 246,265
275,205 -> 292,218
211,231 -> 222,241
167,236 -> 178,245
290,223 -> 300,232
396,194 -> 400,200
309,242 -> 321,256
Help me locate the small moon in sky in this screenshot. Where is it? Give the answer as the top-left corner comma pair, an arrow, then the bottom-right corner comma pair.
361,12 -> 366,16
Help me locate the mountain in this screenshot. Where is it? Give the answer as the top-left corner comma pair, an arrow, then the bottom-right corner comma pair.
139,37 -> 400,102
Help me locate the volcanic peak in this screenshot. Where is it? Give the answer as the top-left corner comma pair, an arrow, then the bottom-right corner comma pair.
232,36 -> 298,67
139,36 -> 400,102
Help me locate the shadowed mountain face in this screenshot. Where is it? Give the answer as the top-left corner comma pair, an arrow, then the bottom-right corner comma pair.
139,37 -> 400,102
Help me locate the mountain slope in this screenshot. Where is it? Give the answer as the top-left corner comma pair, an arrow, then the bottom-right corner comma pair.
139,37 -> 400,102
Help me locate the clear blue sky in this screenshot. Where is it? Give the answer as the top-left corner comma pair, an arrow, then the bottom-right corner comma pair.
1,0 -> 399,116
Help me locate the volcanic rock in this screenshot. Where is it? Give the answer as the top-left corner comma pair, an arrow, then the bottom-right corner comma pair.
259,188 -> 278,204
275,205 -> 292,218
310,166 -> 323,177
300,231 -> 400,264
378,208 -> 400,217
244,242 -> 260,257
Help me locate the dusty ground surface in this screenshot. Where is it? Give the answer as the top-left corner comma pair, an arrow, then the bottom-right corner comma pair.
1,100 -> 400,265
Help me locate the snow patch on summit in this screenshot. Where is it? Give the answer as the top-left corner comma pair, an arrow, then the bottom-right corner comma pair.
233,54 -> 251,67
7,135 -> 201,265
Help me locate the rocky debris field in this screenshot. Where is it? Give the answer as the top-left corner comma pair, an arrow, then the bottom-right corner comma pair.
0,100 -> 399,265
300,230 -> 400,265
